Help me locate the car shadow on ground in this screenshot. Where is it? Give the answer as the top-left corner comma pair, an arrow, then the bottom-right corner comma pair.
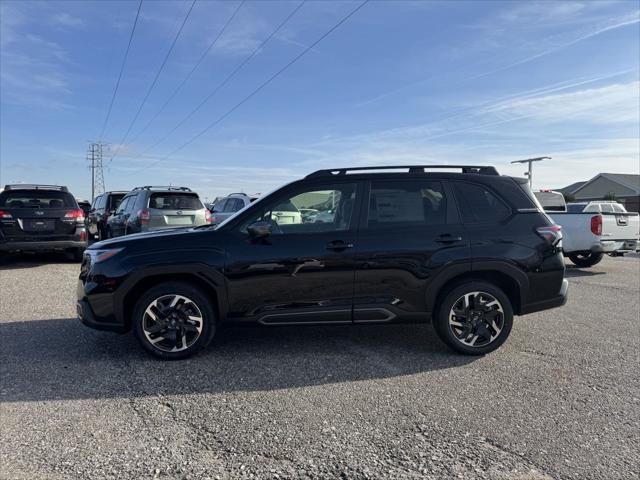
0,318 -> 476,403
0,252 -> 80,270
564,266 -> 606,278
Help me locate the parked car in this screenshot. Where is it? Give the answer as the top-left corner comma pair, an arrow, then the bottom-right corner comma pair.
534,190 -> 639,266
0,184 -> 87,260
210,193 -> 258,225
78,165 -> 568,359
86,191 -> 127,241
105,186 -> 211,238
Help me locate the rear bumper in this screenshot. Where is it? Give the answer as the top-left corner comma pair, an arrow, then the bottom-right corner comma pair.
520,278 -> 569,315
0,239 -> 87,252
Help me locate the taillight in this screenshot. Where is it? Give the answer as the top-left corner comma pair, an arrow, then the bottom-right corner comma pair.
79,230 -> 87,241
0,210 -> 13,219
139,209 -> 151,224
64,208 -> 85,222
536,224 -> 562,245
205,209 -> 213,224
591,215 -> 602,236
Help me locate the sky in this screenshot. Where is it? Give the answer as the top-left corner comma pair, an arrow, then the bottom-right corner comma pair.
1,0 -> 639,202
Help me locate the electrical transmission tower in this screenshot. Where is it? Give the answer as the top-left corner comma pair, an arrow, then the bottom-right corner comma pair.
87,142 -> 106,201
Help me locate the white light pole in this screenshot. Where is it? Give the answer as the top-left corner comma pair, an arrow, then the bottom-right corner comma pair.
511,156 -> 551,188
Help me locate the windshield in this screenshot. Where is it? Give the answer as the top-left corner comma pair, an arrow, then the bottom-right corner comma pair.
0,190 -> 76,208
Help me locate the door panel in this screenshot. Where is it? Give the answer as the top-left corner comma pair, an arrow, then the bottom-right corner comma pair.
224,181 -> 362,324
353,179 -> 471,321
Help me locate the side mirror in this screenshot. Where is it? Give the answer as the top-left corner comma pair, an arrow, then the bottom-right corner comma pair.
247,221 -> 271,238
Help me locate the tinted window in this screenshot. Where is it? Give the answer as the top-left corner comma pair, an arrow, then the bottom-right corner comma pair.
453,183 -> 510,224
241,183 -> 357,234
108,194 -> 125,211
367,180 -> 447,228
0,190 -> 75,208
601,204 -> 614,213
116,197 -> 131,213
93,195 -> 104,209
612,203 -> 626,213
149,193 -> 202,210
224,198 -> 243,212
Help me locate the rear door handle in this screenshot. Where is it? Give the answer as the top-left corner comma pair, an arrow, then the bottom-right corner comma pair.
435,234 -> 462,243
326,240 -> 354,251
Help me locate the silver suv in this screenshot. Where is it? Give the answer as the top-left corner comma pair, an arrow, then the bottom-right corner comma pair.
210,193 -> 258,225
106,186 -> 211,238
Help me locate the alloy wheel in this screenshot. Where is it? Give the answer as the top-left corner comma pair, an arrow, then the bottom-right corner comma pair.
142,294 -> 203,352
448,291 -> 504,348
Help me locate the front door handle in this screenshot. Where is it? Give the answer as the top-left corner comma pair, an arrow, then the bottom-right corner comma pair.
326,240 -> 354,251
435,234 -> 462,244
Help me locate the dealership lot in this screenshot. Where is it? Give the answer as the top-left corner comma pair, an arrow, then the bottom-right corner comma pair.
0,254 -> 638,480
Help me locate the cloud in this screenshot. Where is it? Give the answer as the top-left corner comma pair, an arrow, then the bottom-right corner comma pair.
51,13 -> 85,28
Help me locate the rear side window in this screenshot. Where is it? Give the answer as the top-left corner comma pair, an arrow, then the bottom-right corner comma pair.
0,191 -> 75,208
116,196 -> 131,213
224,198 -> 243,212
149,193 -> 202,210
367,180 -> 447,228
453,182 -> 510,224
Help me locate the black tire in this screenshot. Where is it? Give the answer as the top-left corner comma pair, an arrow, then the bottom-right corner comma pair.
568,251 -> 603,268
433,281 -> 513,355
133,282 -> 216,360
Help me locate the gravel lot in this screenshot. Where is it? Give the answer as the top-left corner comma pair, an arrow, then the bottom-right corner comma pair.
1,253 -> 638,480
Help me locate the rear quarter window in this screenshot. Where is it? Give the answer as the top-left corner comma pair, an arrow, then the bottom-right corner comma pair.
452,182 -> 511,224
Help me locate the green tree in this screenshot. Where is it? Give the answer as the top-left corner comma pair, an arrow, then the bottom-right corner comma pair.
603,192 -> 617,201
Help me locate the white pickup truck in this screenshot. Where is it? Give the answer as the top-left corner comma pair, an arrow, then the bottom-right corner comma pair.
534,192 -> 640,267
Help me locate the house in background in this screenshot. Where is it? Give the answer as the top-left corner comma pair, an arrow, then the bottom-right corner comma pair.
558,173 -> 640,212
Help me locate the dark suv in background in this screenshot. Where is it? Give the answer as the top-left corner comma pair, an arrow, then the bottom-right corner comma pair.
78,166 -> 567,359
86,191 -> 127,241
106,186 -> 211,238
0,184 -> 87,260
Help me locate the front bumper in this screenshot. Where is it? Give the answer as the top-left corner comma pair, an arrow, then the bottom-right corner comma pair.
0,239 -> 87,252
77,298 -> 126,333
520,278 -> 569,315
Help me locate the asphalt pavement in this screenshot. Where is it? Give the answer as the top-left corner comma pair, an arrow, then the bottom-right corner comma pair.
0,253 -> 638,480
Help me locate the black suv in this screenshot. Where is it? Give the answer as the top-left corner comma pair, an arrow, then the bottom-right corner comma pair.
0,184 -> 87,259
86,191 -> 127,241
78,166 -> 568,359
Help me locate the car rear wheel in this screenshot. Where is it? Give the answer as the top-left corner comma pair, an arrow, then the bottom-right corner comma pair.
568,251 -> 603,268
133,282 -> 215,360
434,281 -> 513,355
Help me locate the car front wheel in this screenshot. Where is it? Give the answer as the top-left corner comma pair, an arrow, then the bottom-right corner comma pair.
133,282 -> 216,360
434,281 -> 513,355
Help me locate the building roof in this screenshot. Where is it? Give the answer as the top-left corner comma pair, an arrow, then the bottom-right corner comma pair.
558,181 -> 586,195
569,172 -> 640,198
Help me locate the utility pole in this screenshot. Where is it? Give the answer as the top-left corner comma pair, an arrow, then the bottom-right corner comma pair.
511,156 -> 551,188
87,142 -> 106,201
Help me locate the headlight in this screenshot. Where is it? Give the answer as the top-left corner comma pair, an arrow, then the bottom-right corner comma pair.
86,248 -> 124,263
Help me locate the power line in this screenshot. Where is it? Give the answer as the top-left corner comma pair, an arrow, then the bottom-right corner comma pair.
138,0 -> 369,172
130,0 -> 307,162
98,0 -> 143,141
109,0 -> 197,164
127,0 -> 247,146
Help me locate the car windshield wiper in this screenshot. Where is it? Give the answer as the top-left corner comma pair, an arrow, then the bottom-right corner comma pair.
193,223 -> 218,230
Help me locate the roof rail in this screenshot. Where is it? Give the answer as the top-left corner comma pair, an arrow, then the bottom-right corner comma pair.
305,165 -> 499,178
131,186 -> 192,192
3,184 -> 69,192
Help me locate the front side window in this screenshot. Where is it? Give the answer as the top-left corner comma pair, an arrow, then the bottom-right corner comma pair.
367,180 -> 447,228
108,194 -> 125,211
116,196 -> 133,214
452,182 -> 510,224
241,183 -> 357,234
